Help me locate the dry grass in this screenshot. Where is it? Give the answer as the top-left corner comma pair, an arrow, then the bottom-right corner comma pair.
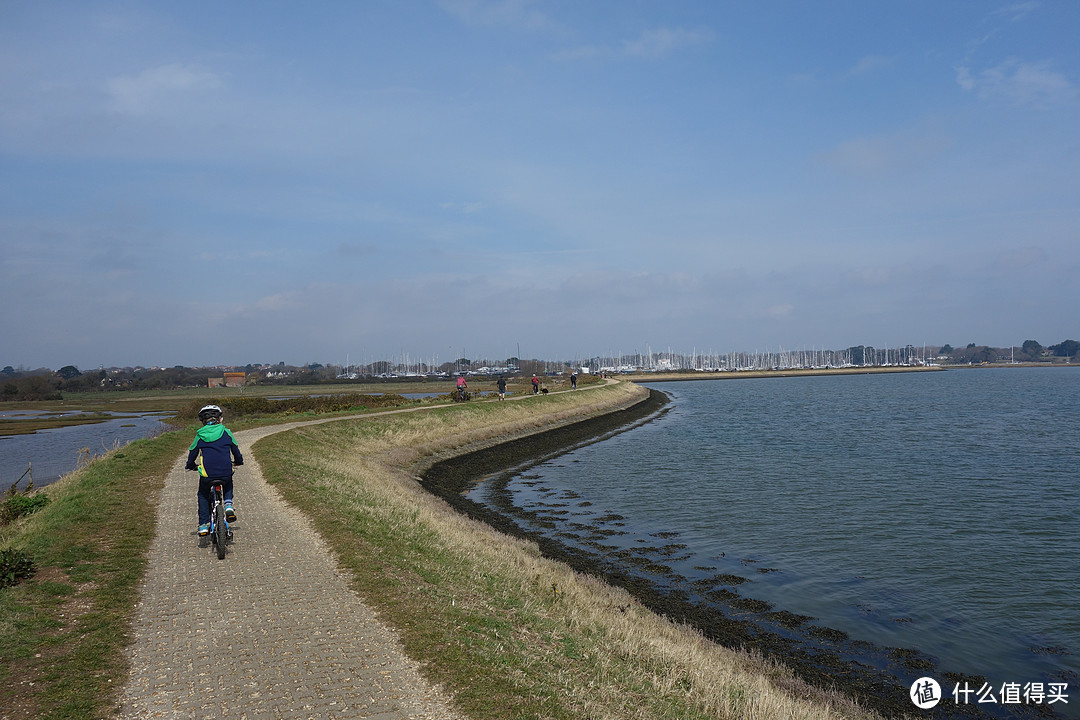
256,382 -> 886,720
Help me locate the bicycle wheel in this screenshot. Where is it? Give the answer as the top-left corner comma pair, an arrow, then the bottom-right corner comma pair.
213,501 -> 227,560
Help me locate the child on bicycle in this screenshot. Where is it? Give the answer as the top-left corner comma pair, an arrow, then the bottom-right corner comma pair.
185,404 -> 243,536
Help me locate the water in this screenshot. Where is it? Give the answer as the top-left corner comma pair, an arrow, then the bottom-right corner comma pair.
471,367 -> 1079,714
1,411 -> 171,487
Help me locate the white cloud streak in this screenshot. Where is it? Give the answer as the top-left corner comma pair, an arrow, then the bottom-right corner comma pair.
554,25 -> 714,62
847,55 -> 893,77
956,58 -> 1077,109
991,1 -> 1041,23
818,125 -> 953,177
622,26 -> 714,58
436,0 -> 552,30
106,63 -> 224,116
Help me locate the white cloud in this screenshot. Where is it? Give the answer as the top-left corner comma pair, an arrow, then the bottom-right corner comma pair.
553,26 -> 714,63
766,303 -> 795,318
561,270 -> 701,302
847,55 -> 893,77
436,0 -> 552,30
818,125 -> 953,177
955,66 -> 976,92
991,1 -> 1041,23
250,290 -> 304,313
622,27 -> 714,59
107,63 -> 223,116
956,58 -> 1077,109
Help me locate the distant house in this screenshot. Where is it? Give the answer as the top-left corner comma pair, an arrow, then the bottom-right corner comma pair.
208,372 -> 246,388
224,372 -> 246,388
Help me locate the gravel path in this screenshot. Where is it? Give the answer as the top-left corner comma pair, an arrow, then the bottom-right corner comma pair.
117,420 -> 466,720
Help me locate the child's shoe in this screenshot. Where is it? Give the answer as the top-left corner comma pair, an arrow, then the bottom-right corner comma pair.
225,504 -> 236,522
198,523 -> 210,536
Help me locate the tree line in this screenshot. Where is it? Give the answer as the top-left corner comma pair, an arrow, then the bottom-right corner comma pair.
3,339 -> 1078,401
1,358 -> 536,401
935,339 -> 1079,365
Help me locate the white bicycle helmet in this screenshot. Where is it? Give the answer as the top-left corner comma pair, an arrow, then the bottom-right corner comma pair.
198,404 -> 223,425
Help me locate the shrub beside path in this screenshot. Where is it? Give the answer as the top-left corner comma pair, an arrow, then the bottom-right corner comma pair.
117,419 -> 466,720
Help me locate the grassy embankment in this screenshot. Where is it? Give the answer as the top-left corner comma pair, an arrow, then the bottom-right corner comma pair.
254,380 -> 885,720
1,377 -> 885,719
0,429 -> 190,719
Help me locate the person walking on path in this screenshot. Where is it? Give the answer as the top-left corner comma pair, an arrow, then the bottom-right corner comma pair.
571,371 -> 577,390
497,375 -> 507,400
185,404 -> 242,536
531,374 -> 539,395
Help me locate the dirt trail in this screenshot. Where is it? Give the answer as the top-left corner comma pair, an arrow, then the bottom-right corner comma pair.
117,382 -> 629,718
117,418 -> 466,720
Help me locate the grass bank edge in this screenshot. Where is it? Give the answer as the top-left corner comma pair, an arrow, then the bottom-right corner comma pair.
0,429 -> 190,720
0,381 -> 611,718
255,382 -> 885,720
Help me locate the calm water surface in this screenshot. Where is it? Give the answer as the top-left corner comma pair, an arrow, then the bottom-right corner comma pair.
1,411 -> 170,487
477,367 -> 1079,710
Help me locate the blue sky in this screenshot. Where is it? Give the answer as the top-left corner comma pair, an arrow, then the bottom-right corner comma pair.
2,1 -> 1077,369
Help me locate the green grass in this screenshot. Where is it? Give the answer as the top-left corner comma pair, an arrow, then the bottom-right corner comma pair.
0,431 -> 188,719
1,383 -> 879,720
251,391 -> 787,720
0,385 -> 601,718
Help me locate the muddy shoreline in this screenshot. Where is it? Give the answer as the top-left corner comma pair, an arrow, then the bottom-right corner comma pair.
420,389 -> 1041,720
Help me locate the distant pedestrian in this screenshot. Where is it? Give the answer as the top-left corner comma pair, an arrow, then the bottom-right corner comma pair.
497,375 -> 507,400
531,374 -> 539,395
570,371 -> 577,390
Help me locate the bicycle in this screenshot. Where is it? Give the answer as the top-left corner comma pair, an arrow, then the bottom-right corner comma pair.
207,481 -> 232,560
454,386 -> 471,402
